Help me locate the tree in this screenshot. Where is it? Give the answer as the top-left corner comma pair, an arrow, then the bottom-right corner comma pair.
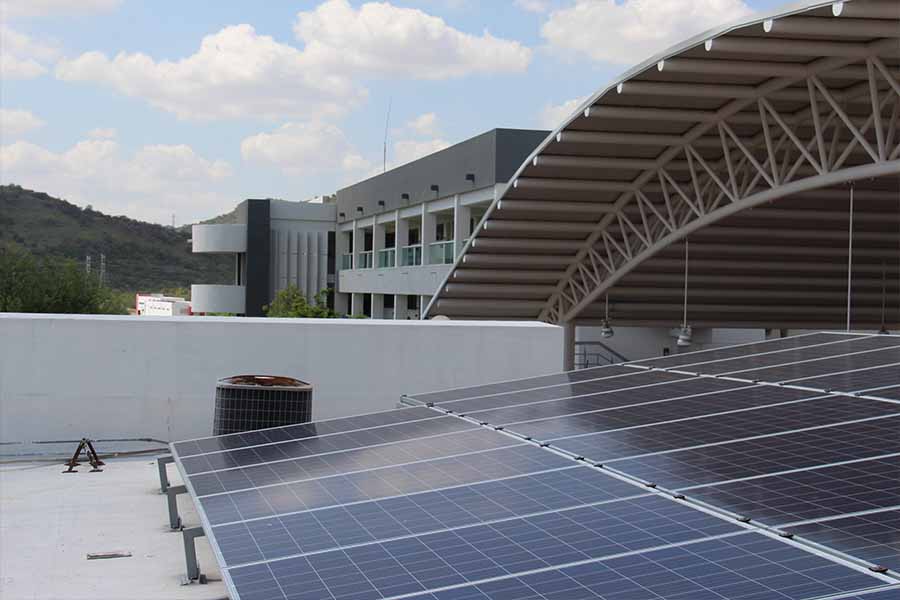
0,243 -> 128,314
264,286 -> 339,318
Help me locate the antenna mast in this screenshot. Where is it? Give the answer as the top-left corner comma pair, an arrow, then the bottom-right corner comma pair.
383,98 -> 392,173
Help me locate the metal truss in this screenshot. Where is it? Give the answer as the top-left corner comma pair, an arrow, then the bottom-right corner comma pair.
541,49 -> 900,324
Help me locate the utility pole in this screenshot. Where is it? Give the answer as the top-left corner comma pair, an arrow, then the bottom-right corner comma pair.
99,253 -> 107,287
85,254 -> 92,275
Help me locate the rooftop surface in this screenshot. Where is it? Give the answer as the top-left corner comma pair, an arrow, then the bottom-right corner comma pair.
0,455 -> 225,600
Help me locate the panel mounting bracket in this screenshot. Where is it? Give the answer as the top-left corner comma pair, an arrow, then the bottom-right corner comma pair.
166,484 -> 187,530
157,455 -> 175,493
181,526 -> 208,584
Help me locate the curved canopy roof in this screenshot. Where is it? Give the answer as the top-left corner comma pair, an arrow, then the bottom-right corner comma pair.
425,0 -> 900,331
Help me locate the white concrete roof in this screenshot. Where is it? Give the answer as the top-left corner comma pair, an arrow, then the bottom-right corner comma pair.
0,456 -> 225,600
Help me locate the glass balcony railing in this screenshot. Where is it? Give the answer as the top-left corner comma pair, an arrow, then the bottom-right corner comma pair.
400,244 -> 422,266
358,251 -> 374,269
429,240 -> 455,265
340,253 -> 353,270
377,248 -> 396,268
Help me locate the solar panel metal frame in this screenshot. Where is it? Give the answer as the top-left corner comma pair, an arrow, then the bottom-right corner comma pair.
169,331 -> 900,600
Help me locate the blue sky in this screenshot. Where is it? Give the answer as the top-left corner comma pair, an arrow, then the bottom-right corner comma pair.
1,0 -> 785,224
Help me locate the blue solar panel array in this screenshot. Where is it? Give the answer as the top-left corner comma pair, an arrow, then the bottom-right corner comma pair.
169,331 -> 900,600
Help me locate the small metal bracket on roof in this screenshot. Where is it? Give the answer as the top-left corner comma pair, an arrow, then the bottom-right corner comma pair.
446,410 -> 454,414
425,402 -> 434,407
673,494 -> 686,500
523,436 -> 532,441
166,485 -> 187,530
181,527 -> 208,585
494,426 -> 504,431
479,421 -> 489,426
539,442 -> 551,447
778,531 -> 794,539
868,565 -> 889,574
644,482 -> 657,488
737,516 -> 752,523
157,455 -> 175,493
574,456 -> 586,461
62,438 -> 105,473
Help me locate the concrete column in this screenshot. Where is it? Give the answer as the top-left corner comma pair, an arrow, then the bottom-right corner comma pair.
351,220 -> 360,271
373,219 -> 385,269
395,211 -> 408,267
421,204 -> 435,265
562,321 -> 576,371
453,195 -> 471,259
394,294 -> 404,319
371,293 -> 384,320
419,295 -> 431,320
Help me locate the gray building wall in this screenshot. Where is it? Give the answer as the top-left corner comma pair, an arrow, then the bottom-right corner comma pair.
336,128 -> 548,222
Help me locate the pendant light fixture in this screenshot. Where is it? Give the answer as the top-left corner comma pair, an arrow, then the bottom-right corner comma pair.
599,294 -> 614,338
677,237 -> 692,347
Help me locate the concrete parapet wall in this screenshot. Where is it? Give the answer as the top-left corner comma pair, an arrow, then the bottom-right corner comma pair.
0,314 -> 562,443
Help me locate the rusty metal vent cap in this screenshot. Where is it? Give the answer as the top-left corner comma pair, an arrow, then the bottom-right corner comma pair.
218,375 -> 311,390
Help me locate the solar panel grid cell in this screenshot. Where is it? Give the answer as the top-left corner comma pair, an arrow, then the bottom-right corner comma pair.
189,428 -> 519,496
226,494 -> 744,600
632,333 -> 865,369
549,396 -> 900,463
466,377 -> 745,426
785,509 -> 900,574
683,456 -> 900,526
174,407 -> 442,457
787,365 -> 900,394
727,349 -> 900,385
501,386 -> 820,440
181,416 -> 477,475
228,532 -> 886,600
406,365 -> 636,405
432,371 -> 690,414
199,443 -> 574,525
608,416 -> 900,489
687,337 -> 900,376
212,467 -> 648,566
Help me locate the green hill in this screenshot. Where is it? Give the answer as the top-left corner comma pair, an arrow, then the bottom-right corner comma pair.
0,185 -> 233,292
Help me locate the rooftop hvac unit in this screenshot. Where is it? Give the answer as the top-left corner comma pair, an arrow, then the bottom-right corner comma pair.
213,375 -> 313,436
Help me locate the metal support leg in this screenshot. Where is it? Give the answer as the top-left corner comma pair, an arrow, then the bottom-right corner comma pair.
182,526 -> 207,584
157,455 -> 174,493
166,484 -> 186,530
562,321 -> 576,371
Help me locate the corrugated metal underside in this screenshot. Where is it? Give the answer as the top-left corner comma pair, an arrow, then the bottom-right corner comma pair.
428,0 -> 900,330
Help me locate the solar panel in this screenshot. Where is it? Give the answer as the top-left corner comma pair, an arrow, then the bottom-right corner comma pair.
425,369 -> 690,414
464,377 -> 745,426
787,364 -> 900,394
180,415 -> 478,475
784,509 -> 900,574
632,332 -> 866,369
173,406 -> 443,457
496,386 -> 821,440
225,494 -> 742,600
227,532 -> 888,600
724,348 -> 900,385
543,396 -> 900,464
198,443 -> 575,525
683,455 -> 900,526
167,331 -> 900,600
608,416 -> 900,490
212,467 -> 649,565
677,336 -> 900,377
404,364 -> 637,406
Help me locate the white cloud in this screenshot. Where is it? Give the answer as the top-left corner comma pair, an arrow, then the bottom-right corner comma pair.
56,24 -> 366,121
0,25 -> 59,79
539,96 -> 586,129
514,0 -> 550,13
0,0 -> 120,19
0,139 -> 233,223
294,0 -> 532,79
0,108 -> 45,139
241,121 -> 372,178
407,113 -> 439,137
541,0 -> 752,65
87,127 -> 117,139
392,138 -> 450,168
